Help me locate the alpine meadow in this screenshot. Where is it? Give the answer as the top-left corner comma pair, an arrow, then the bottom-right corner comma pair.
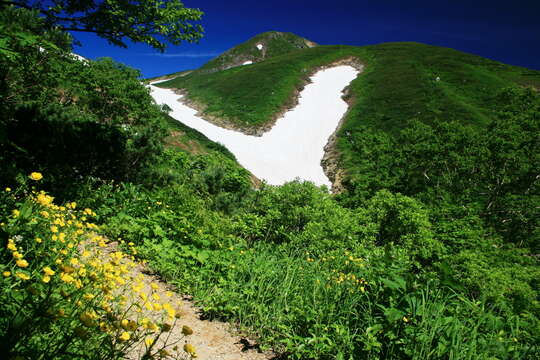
1,1 -> 539,360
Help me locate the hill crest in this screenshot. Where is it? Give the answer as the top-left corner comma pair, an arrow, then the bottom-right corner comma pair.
198,31 -> 317,73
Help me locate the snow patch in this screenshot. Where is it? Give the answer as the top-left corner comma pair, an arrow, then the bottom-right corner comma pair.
242,60 -> 253,65
256,43 -> 263,50
149,65 -> 358,187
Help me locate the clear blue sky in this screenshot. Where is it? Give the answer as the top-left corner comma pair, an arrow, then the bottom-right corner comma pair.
72,0 -> 540,78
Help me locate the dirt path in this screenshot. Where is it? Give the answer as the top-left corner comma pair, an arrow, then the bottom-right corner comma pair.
112,243 -> 274,360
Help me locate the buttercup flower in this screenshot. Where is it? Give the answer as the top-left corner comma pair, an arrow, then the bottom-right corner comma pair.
119,331 -> 130,341
16,259 -> 29,268
29,172 -> 43,181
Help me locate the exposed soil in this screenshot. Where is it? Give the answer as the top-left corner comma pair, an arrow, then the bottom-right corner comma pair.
97,240 -> 275,360
320,59 -> 364,193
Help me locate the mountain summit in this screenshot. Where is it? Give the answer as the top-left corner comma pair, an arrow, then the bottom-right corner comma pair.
199,31 -> 317,73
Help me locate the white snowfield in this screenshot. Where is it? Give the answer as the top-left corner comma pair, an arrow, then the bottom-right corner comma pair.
150,65 -> 358,187
242,60 -> 253,65
256,43 -> 263,50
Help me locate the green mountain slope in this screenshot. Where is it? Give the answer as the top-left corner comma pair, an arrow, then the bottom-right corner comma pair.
197,31 -> 317,73
159,41 -> 540,131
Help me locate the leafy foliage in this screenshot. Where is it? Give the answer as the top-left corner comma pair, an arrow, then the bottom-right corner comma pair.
2,0 -> 204,51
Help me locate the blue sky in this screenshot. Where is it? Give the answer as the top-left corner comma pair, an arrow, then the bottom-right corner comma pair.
72,0 -> 540,78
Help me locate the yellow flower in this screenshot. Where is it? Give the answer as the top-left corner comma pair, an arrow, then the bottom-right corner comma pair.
16,272 -> 30,281
3,271 -> 11,277
40,211 -> 49,218
50,225 -> 58,233
43,266 -> 55,276
16,259 -> 29,268
7,242 -> 17,251
403,316 -> 409,323
42,275 -> 51,283
144,337 -> 154,347
60,272 -> 74,283
35,237 -> 42,243
12,209 -> 20,218
184,343 -> 196,356
36,192 -> 54,206
119,332 -> 130,341
150,283 -> 159,290
5,187 -> 11,192
29,172 -> 43,181
12,251 -> 23,259
79,312 -> 95,328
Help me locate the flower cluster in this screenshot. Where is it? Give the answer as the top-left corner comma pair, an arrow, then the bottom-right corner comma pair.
0,173 -> 197,359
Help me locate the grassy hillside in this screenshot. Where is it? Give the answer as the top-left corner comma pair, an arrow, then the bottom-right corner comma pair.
158,45 -> 359,128
159,42 -> 540,131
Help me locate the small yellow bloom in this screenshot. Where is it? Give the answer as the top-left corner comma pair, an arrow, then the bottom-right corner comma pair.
3,271 -> 11,277
12,209 -> 20,218
50,225 -> 58,233
60,272 -> 74,283
7,242 -> 17,251
43,266 -> 55,276
5,187 -> 11,192
150,283 -> 159,290
184,343 -> 196,355
35,237 -> 42,243
16,259 -> 29,268
42,275 -> 51,283
119,332 -> 130,341
145,337 -> 154,347
29,172 -> 43,181
403,316 -> 409,323
16,272 -> 30,281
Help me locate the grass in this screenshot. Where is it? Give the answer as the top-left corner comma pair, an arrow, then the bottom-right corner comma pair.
158,42 -> 540,135
162,113 -> 236,160
198,31 -> 315,73
158,45 -> 364,128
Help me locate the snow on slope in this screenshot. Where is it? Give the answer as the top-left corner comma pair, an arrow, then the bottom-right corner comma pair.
150,65 -> 358,187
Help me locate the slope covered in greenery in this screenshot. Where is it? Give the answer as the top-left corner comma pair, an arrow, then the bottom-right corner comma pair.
198,31 -> 316,73
1,9 -> 539,360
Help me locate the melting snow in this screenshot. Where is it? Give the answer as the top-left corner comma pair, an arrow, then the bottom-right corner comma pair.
242,60 -> 253,65
256,43 -> 263,50
150,65 -> 359,187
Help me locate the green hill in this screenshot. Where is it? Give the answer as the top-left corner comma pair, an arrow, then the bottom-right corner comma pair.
197,31 -> 317,73
157,40 -> 540,182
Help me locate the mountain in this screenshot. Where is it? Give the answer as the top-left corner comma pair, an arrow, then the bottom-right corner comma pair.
156,37 -> 540,169
197,31 -> 317,73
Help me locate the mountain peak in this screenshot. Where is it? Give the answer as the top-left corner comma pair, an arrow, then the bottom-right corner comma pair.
199,31 -> 317,73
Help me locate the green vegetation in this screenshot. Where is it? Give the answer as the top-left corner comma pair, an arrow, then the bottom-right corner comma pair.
198,31 -> 316,73
159,46 -> 359,128
1,0 -> 204,51
1,7 -> 539,360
